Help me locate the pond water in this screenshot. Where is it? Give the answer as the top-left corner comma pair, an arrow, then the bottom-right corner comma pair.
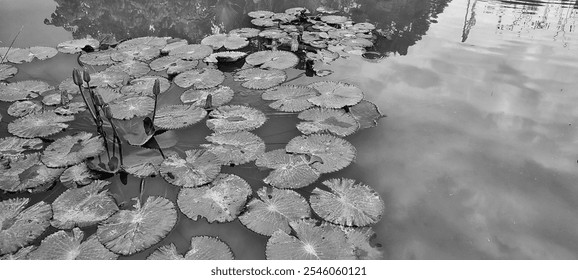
1,0 -> 578,260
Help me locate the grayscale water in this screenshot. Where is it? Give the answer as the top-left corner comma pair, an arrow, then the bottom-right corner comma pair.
1,0 -> 578,259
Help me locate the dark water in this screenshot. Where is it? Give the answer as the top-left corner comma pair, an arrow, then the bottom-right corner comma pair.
2,0 -> 578,259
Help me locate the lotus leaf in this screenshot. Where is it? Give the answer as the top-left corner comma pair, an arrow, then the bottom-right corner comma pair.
41,132 -> 106,168
0,64 -> 17,81
108,96 -> 155,120
229,28 -> 260,38
248,10 -> 274,18
0,80 -> 53,102
60,162 -> 96,188
265,219 -> 355,260
297,108 -> 359,137
8,111 -> 74,138
79,49 -> 117,65
255,149 -> 320,189
55,102 -> 87,115
149,56 -> 198,75
106,60 -> 151,77
252,18 -> 276,27
310,178 -> 384,227
169,44 -> 213,60
0,246 -> 36,260
0,137 -> 43,155
342,227 -> 384,260
57,38 -> 100,54
180,85 -> 234,107
246,50 -> 298,70
7,100 -> 42,117
89,70 -> 129,89
320,15 -> 348,24
286,134 -> 356,173
201,131 -> 265,165
0,153 -> 64,192
0,198 -> 51,255
258,29 -> 288,39
174,68 -> 224,89
97,196 -> 177,255
234,68 -> 286,90
160,149 -> 221,188
161,39 -> 189,54
307,81 -> 364,108
261,85 -> 316,112
201,34 -> 249,50
349,99 -> 385,129
120,76 -> 170,96
148,236 -> 234,260
154,104 -> 207,130
206,105 -> 266,133
177,173 -> 251,223
29,228 -> 117,260
239,187 -> 310,236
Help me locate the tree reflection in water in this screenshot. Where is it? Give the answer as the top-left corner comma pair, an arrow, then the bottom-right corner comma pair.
44,0 -> 451,56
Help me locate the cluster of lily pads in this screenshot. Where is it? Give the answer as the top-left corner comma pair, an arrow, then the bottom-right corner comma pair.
0,7 -> 386,260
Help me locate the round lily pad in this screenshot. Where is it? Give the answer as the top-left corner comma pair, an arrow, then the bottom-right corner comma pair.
320,15 -> 348,24
29,228 -> 117,260
297,108 -> 359,137
310,178 -> 385,227
204,51 -> 247,63
59,162 -> 97,188
174,68 -> 225,89
229,28 -> 260,38
0,64 -> 17,81
307,81 -> 364,109
106,60 -> 151,78
201,34 -> 249,50
88,70 -> 129,89
154,104 -> 207,130
0,48 -> 34,63
246,50 -> 298,70
160,149 -> 221,188
349,100 -> 385,129
149,56 -> 198,75
55,102 -> 87,115
0,80 -> 53,102
259,29 -> 288,39
79,49 -> 117,66
0,137 -> 43,155
169,44 -> 213,60
97,196 -> 177,255
29,46 -> 58,60
57,38 -> 100,54
252,18 -> 276,27
272,12 -> 297,22
108,96 -> 155,120
201,131 -> 265,165
255,149 -> 320,189
234,68 -> 286,90
51,180 -> 118,229
7,100 -> 42,117
0,153 -> 64,192
239,187 -> 310,236
286,134 -> 356,173
177,173 -> 252,223
41,131 -> 106,168
181,85 -> 234,107
148,236 -> 234,260
265,219 -> 355,260
206,105 -> 266,133
120,76 -> 170,96
117,36 -> 168,50
111,45 -> 161,62
248,10 -> 274,18
262,85 -> 316,112
8,110 -> 74,138
0,198 -> 51,255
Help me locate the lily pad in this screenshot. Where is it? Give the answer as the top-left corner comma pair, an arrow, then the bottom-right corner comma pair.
8,110 -> 74,138
88,70 -> 129,89
255,149 -> 320,189
174,68 -> 225,89
0,137 -> 43,155
55,102 -> 87,115
148,236 -> 234,260
97,196 -> 177,255
0,48 -> 33,63
120,76 -> 170,97
58,77 -> 80,95
0,80 -> 53,102
111,45 -> 161,62
161,39 -> 189,54
201,34 -> 249,50
252,18 -> 277,27
154,104 -> 207,130
229,28 -> 260,38
42,91 -> 72,106
349,100 -> 385,129
259,29 -> 288,39
59,162 -> 97,188
204,51 -> 247,63
297,108 -> 359,137
0,198 -> 51,255
177,173 -> 252,223
29,46 -> 58,60
0,64 -> 17,81
246,50 -> 298,70
272,13 -> 297,22
169,44 -> 213,60
121,151 -> 164,178
239,187 -> 310,236
265,219 -> 355,260
0,246 -> 36,260
28,228 -> 117,260
57,37 -> 100,54
108,96 -> 155,120
0,153 -> 64,192
310,178 -> 385,227
51,180 -> 118,229
206,105 -> 266,133
41,132 -> 106,168
262,85 -> 316,112
117,36 -> 168,50
201,131 -> 265,166
248,10 -> 274,18
342,227 -> 384,260
7,100 -> 42,117
320,15 -> 348,24
149,56 -> 198,75
234,68 -> 286,90
285,7 -> 309,15
180,85 -> 234,107
106,60 -> 151,78
340,37 -> 373,48
160,149 -> 221,188
79,49 -> 118,66
286,134 -> 356,173
307,81 -> 364,109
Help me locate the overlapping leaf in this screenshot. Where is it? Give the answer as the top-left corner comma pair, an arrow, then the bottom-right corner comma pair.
307,81 -> 364,108
7,100 -> 42,117
60,162 -> 97,188
246,50 -> 299,70
234,68 -> 286,90
255,149 -> 320,189
286,134 -> 356,173
297,108 -> 359,137
120,76 -> 170,96
79,49 -> 117,66
169,44 -> 213,60
29,228 -> 117,260
0,64 -> 17,81
0,198 -> 52,255
148,236 -> 234,260
0,137 -> 43,155
149,56 -> 198,75
106,60 -> 151,77
154,104 -> 207,130
201,34 -> 249,50
201,131 -> 265,165
0,153 -> 64,192
262,85 -> 317,112
174,68 -> 224,89
57,37 -> 100,54
7,111 -> 74,138
160,149 -> 221,188
41,132 -> 105,168
206,105 -> 266,133
108,96 -> 155,120
55,102 -> 87,115
0,80 -> 53,102
229,28 -> 260,38
180,85 -> 234,107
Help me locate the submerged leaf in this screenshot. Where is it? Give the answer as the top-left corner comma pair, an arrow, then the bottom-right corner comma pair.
349,99 -> 385,129
245,51 -> 299,70
154,104 -> 207,130
29,228 -> 117,260
234,68 -> 286,90
181,85 -> 234,107
160,149 -> 221,188
59,162 -> 97,188
297,108 -> 359,137
262,85 -> 317,112
57,38 -> 100,54
286,134 -> 356,174
41,132 -> 105,168
0,64 -> 17,81
174,68 -> 224,89
0,80 -> 53,102
177,174 -> 251,223
0,198 -> 51,255
0,153 -> 64,192
201,34 -> 249,50
8,110 -> 74,138
206,105 -> 266,133
148,236 -> 234,260
255,149 -> 320,189
201,131 -> 265,165
307,81 -> 364,109
108,96 -> 155,120
342,227 -> 384,260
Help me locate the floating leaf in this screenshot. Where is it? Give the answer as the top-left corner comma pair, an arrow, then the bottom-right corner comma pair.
169,44 -> 213,60
78,49 -> 117,65
258,29 -> 288,39
117,36 -> 168,50
255,149 -> 320,189
89,70 -> 129,89
340,37 -> 373,48
57,37 -> 100,54
120,76 -> 170,97
201,131 -> 265,165
252,18 -> 277,27
0,198 -> 51,255
349,100 -> 385,129
272,12 -> 297,22
121,150 -> 163,178
353,22 -> 376,31
8,110 -> 74,138
0,64 -> 17,81
262,85 -> 316,112
246,50 -> 298,70
320,15 -> 348,24
174,68 -> 224,89
0,80 -> 53,102
154,104 -> 207,130
41,132 -> 105,168
161,39 -> 188,54
306,49 -> 339,63
0,137 -> 43,155
108,96 -> 155,120
285,7 -> 309,15
58,77 -> 80,95
55,102 -> 87,115
204,51 -> 247,63
7,100 -> 42,117
111,45 -> 160,62
59,162 -> 97,188
201,34 -> 249,50
265,219 -> 355,260
307,81 -> 364,109
310,178 -> 384,227
106,60 -> 151,77
42,91 -> 72,106
149,56 -> 198,75
177,173 -> 251,223
29,228 -> 117,260
229,28 -> 260,38
206,105 -> 266,133
239,187 -> 310,236
342,227 -> 384,260
297,108 -> 359,137
180,85 -> 234,107
248,10 -> 274,18
0,153 -> 64,192
234,68 -> 286,90
97,196 -> 177,255
160,149 -> 221,188
0,48 -> 33,63
0,246 -> 36,260
286,134 -> 356,174
148,236 -> 234,260
29,46 -> 58,60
